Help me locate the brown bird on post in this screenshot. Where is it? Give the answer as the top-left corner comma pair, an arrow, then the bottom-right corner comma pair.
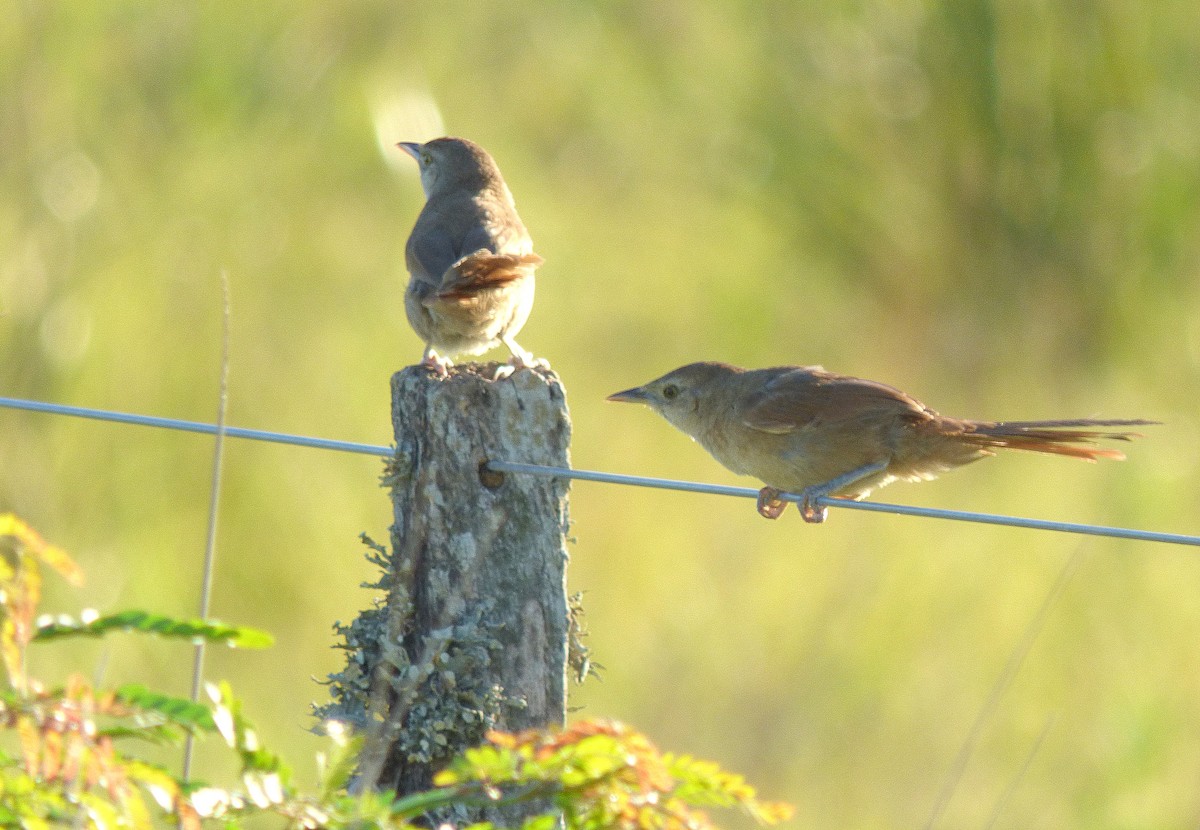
608,362 -> 1155,523
398,137 -> 542,374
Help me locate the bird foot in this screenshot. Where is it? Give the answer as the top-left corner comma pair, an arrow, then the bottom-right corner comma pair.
492,351 -> 549,380
797,489 -> 829,524
420,349 -> 452,377
503,339 -> 549,371
757,486 -> 828,522
756,487 -> 788,519
516,354 -> 551,370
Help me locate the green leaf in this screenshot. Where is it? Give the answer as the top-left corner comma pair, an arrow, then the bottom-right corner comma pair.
32,611 -> 273,649
95,724 -> 189,745
113,685 -> 217,733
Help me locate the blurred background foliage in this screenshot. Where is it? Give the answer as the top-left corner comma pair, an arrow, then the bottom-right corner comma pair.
2,1 -> 1199,827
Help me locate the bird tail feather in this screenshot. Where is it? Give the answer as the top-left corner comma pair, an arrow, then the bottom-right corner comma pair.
958,419 -> 1157,461
435,251 -> 543,300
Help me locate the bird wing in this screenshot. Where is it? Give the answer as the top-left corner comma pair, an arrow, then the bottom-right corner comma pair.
405,226 -> 459,288
740,367 -> 933,435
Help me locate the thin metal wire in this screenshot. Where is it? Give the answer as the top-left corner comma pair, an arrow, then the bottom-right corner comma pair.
3,396 -> 1199,548
486,462 -> 1200,547
0,396 -> 392,456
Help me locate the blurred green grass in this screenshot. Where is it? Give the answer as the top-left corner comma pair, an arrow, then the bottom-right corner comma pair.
3,2 -> 1200,827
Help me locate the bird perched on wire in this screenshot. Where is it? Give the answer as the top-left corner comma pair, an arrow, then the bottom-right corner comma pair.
608,362 -> 1155,523
398,136 -> 543,374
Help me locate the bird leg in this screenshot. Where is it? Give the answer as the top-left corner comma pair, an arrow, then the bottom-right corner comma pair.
420,346 -> 452,377
795,460 -> 890,523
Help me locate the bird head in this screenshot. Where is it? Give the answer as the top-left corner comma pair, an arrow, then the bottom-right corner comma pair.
607,362 -> 742,435
397,136 -> 504,198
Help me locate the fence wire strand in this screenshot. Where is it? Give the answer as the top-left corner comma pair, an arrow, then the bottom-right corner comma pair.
3,396 -> 1198,548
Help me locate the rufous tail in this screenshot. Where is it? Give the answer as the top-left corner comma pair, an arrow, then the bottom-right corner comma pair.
955,419 -> 1157,461
436,251 -> 543,299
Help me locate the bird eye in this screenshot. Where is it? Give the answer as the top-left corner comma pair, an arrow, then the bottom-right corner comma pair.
421,152 -> 432,165
661,384 -> 680,400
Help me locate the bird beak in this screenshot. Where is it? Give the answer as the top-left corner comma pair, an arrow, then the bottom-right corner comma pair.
397,142 -> 421,161
607,386 -> 650,404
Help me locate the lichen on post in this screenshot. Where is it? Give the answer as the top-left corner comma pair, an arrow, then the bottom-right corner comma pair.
319,363 -> 571,821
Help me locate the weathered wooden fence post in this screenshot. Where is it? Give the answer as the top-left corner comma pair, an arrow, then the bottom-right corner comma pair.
326,363 -> 571,824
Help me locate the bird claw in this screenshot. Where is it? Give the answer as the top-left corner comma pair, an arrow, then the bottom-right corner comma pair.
420,349 -> 452,377
756,487 -> 788,519
798,490 -> 829,524
516,354 -> 551,371
491,352 -> 549,381
503,342 -> 549,372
